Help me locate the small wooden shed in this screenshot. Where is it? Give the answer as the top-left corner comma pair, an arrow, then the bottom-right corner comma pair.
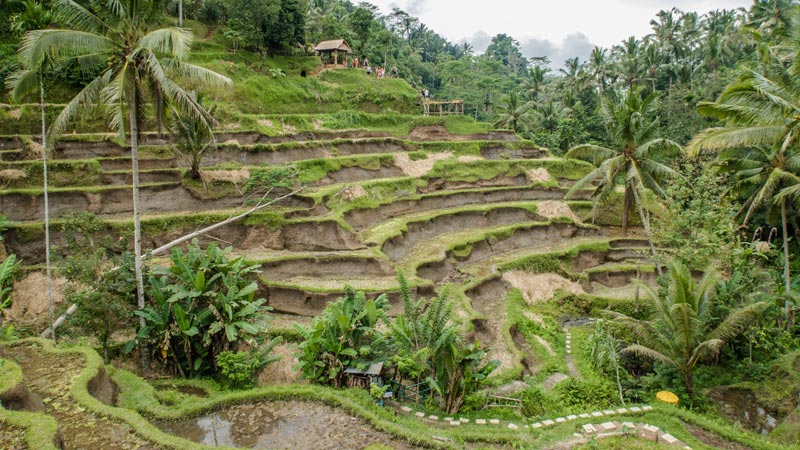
344,362 -> 384,388
314,39 -> 353,67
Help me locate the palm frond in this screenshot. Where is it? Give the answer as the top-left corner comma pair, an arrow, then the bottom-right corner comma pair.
19,29 -> 111,70
49,70 -> 112,141
635,138 -> 683,161
161,59 -> 233,88
565,144 -> 618,166
687,126 -> 785,156
6,69 -> 40,101
775,182 -> 800,205
709,301 -> 767,342
139,28 -> 193,59
622,344 -> 673,365
51,0 -> 108,34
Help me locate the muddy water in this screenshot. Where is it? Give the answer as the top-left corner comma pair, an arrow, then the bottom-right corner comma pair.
154,400 -> 419,449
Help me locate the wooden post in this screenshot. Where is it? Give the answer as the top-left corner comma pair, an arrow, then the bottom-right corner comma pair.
334,50 -> 338,66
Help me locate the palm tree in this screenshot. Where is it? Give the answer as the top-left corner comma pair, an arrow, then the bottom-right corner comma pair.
688,67 -> 800,317
608,261 -> 765,401
493,91 -> 534,133
6,58 -> 55,341
459,41 -> 473,59
535,99 -> 567,132
614,36 -> 642,88
18,0 -> 231,361
169,91 -> 217,179
565,89 -> 683,235
587,46 -> 610,93
523,64 -> 549,102
559,57 -> 587,94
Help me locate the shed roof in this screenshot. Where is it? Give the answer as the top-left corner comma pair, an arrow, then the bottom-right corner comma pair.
314,39 -> 353,53
344,362 -> 383,376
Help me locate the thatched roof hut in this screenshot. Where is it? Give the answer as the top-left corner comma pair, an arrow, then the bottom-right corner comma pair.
314,39 -> 352,66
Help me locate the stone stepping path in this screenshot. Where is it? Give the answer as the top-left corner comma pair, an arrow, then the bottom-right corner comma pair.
582,421 -> 691,449
564,329 -> 580,378
398,404 -> 655,430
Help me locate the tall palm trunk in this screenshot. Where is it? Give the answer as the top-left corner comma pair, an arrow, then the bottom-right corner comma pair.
684,369 -> 694,402
781,197 -> 792,328
622,183 -> 633,236
40,76 -> 55,343
129,89 -> 147,369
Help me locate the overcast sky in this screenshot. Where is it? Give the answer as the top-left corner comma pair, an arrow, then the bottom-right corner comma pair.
368,0 -> 753,65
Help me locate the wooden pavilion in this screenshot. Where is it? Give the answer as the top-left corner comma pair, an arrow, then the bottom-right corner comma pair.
314,39 -> 353,68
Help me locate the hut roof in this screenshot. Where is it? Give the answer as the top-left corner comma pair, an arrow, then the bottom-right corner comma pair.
314,39 -> 353,53
344,362 -> 383,376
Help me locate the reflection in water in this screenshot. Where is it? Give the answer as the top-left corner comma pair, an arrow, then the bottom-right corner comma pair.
197,415 -> 233,446
154,400 -> 417,450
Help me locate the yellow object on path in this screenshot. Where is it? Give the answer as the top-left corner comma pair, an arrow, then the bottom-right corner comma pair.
656,390 -> 679,405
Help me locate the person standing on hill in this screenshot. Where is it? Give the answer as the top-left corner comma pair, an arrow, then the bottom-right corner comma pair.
364,57 -> 369,68
354,57 -> 359,69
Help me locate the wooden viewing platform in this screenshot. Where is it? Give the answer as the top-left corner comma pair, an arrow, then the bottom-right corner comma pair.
423,100 -> 464,116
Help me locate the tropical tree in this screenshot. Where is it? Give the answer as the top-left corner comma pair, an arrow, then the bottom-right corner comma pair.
169,91 -> 217,179
388,274 -> 458,384
688,66 -> 800,319
494,91 -> 534,133
9,0 -> 52,35
294,286 -> 389,388
133,240 -> 272,377
522,64 -> 549,102
17,0 -> 232,358
587,46 -> 610,93
609,260 -> 766,401
388,274 -> 498,413
565,88 -> 683,235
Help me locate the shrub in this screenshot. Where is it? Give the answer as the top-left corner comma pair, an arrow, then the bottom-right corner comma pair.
131,240 -> 274,378
554,378 -> 617,409
216,337 -> 282,389
294,286 -> 389,388
520,384 -> 553,417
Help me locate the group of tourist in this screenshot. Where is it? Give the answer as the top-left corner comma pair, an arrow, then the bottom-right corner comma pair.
353,56 -> 398,78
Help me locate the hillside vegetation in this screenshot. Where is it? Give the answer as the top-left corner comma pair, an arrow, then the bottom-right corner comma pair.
0,1 -> 799,450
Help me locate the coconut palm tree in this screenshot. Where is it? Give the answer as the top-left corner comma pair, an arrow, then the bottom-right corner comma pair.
17,0 -> 231,360
688,66 -> 800,318
169,91 -> 217,179
565,88 -> 683,235
494,91 -> 534,133
608,260 -> 766,401
587,46 -> 610,93
522,64 -> 549,102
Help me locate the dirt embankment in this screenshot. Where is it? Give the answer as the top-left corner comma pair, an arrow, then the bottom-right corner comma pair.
261,256 -> 394,281
344,186 -> 582,230
382,207 -> 540,261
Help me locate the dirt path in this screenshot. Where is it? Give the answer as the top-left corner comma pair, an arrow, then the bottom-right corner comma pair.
0,343 -> 158,450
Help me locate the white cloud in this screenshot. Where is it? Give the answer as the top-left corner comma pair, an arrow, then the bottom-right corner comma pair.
520,33 -> 594,67
369,0 -> 751,53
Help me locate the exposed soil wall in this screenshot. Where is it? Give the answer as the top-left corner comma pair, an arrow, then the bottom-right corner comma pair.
420,175 -> 529,193
345,187 -> 588,230
7,219 -> 360,265
0,184 -> 245,221
382,207 -> 541,261
310,165 -> 405,186
87,366 -> 118,407
0,381 -> 45,412
261,256 -> 394,281
480,146 -> 548,160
